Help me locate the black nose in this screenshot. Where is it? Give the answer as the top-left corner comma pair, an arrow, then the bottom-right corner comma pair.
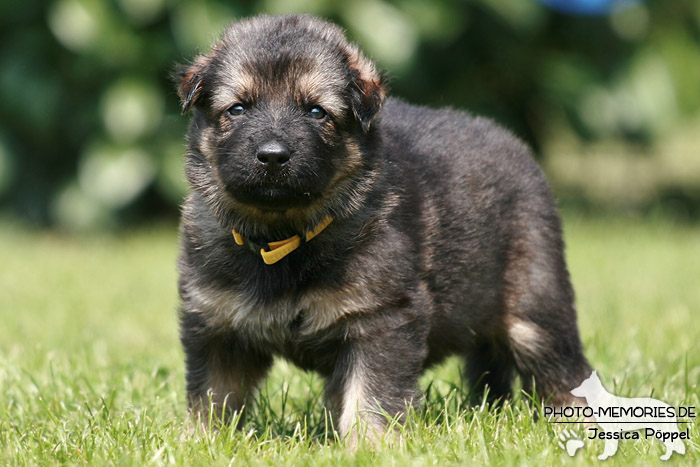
256,141 -> 290,171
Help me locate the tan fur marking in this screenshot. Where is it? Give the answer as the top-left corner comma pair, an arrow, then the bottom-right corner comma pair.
344,138 -> 363,167
338,363 -> 383,447
209,71 -> 258,112
187,272 -> 384,340
186,283 -> 260,328
298,280 -> 382,335
295,69 -> 347,117
197,127 -> 218,160
508,318 -> 542,355
339,365 -> 365,437
321,138 -> 366,197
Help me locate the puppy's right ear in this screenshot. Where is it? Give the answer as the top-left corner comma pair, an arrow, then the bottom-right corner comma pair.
174,55 -> 210,113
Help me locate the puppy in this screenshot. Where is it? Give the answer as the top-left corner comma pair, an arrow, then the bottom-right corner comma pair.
174,14 -> 591,442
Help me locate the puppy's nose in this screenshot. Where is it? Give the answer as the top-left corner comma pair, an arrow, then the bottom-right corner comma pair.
256,141 -> 290,171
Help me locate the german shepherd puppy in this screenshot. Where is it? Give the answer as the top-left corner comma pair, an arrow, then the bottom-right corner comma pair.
175,14 -> 591,442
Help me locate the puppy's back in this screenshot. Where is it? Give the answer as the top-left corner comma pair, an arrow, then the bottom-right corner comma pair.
380,97 -> 545,199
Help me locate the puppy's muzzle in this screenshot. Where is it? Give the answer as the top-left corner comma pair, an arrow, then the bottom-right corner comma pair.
256,141 -> 290,172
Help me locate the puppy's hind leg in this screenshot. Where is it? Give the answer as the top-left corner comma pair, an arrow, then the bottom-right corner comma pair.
505,292 -> 591,408
503,215 -> 591,407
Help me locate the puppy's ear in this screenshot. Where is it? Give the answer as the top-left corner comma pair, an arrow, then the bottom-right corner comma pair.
174,55 -> 211,113
347,46 -> 386,132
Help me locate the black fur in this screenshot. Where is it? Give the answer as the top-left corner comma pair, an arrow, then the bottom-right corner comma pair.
175,14 -> 590,440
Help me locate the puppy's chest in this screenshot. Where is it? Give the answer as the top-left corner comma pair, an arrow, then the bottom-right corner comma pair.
187,280 -> 379,346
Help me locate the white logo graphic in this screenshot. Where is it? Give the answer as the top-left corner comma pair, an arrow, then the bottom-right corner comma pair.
569,370 -> 687,460
558,429 -> 584,456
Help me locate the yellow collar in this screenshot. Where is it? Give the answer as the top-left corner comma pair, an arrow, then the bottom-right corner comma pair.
232,215 -> 333,265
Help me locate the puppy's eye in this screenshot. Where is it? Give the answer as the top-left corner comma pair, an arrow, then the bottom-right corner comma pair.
308,105 -> 327,120
227,104 -> 246,116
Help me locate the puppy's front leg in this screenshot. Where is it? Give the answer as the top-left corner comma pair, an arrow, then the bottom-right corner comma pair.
180,312 -> 272,428
327,313 -> 428,446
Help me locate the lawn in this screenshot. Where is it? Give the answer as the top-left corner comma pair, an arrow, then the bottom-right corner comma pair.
1,214 -> 698,465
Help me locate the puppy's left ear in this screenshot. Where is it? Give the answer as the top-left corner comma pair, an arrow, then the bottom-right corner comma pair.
347,46 -> 386,132
173,54 -> 211,113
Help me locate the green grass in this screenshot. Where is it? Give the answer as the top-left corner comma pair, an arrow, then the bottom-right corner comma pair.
1,215 -> 698,465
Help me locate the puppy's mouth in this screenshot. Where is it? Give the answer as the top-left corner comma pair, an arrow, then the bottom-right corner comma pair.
233,186 -> 322,212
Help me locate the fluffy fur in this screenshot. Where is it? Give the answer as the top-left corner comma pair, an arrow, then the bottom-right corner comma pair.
175,14 -> 591,442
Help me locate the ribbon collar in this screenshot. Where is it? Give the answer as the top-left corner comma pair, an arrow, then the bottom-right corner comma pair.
232,216 -> 333,265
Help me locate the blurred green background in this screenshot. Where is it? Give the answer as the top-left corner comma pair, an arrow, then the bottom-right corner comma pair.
1,0 -> 699,229
1,3 -> 699,462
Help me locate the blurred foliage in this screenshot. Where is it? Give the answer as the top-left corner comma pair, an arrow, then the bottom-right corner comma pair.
0,0 -> 699,229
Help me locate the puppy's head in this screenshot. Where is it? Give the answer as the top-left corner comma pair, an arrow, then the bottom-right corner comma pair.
175,15 -> 386,235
